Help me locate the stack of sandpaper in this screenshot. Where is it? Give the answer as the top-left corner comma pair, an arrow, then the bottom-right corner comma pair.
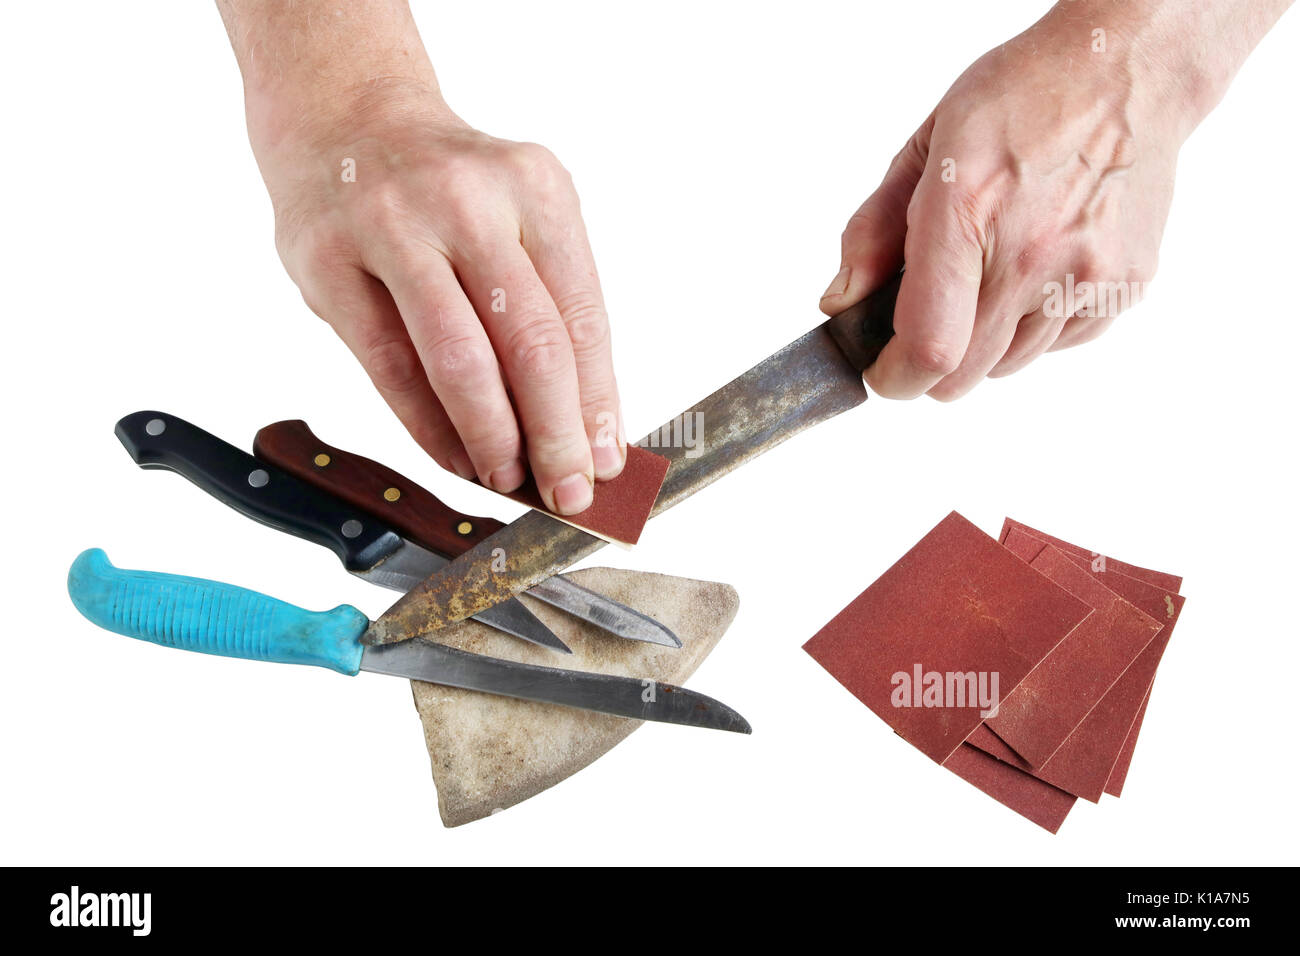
803,512 -> 1184,833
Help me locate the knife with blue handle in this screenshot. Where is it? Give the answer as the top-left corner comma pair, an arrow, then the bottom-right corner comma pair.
66,549 -> 750,733
114,410 -> 571,654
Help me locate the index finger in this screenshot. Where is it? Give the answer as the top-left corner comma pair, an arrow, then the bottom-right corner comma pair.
865,182 -> 984,399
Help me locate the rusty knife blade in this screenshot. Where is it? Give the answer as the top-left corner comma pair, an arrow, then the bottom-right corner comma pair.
365,320 -> 871,644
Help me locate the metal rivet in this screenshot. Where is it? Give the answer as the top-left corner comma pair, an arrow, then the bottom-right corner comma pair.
341,519 -> 363,539
145,418 -> 166,436
383,487 -> 401,502
456,521 -> 473,535
314,453 -> 331,467
248,469 -> 269,488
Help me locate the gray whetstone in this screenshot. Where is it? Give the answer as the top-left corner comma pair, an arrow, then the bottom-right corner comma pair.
410,566 -> 740,826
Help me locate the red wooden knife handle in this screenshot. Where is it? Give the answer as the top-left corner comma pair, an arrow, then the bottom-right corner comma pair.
251,420 -> 505,557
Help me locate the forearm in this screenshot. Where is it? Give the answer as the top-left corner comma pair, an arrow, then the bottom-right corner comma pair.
1040,0 -> 1292,136
215,0 -> 448,144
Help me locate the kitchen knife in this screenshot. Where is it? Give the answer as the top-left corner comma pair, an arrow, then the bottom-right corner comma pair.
114,410 -> 571,654
366,274 -> 901,643
66,549 -> 749,733
252,419 -> 681,648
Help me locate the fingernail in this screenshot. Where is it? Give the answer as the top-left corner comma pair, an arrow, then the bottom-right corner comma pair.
449,449 -> 477,481
552,473 -> 594,515
488,460 -> 526,493
821,265 -> 851,299
592,441 -> 625,481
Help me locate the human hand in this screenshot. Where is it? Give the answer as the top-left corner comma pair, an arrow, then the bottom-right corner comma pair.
820,5 -> 1202,400
245,79 -> 622,515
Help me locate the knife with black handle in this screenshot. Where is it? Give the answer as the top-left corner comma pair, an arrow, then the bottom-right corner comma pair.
66,549 -> 749,733
114,410 -> 571,654
252,420 -> 681,648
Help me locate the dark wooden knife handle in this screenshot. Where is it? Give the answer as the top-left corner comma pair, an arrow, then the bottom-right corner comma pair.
252,420 -> 505,558
827,271 -> 901,373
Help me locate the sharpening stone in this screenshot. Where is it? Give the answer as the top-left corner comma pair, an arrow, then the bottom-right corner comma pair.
982,546 -> 1163,768
802,511 -> 1093,764
942,743 -> 1077,834
492,445 -> 669,546
410,566 -> 739,825
966,525 -> 1184,801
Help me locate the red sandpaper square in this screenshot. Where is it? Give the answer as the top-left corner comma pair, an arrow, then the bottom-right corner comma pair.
1107,687 -> 1152,796
982,546 -> 1162,768
802,512 -> 1093,764
492,446 -> 669,546
942,743 -> 1077,834
966,525 -> 1184,801
1002,524 -> 1184,796
1000,518 -> 1183,594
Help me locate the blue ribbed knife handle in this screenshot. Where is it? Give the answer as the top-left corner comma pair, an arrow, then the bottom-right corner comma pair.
67,549 -> 368,675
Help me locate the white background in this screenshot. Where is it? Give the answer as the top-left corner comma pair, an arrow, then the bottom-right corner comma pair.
2,1 -> 1296,865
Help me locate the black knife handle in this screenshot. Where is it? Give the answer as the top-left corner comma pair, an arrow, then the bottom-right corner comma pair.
115,410 -> 402,572
827,271 -> 901,373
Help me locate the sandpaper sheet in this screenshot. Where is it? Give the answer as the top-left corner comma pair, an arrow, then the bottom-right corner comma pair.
1000,523 -> 1183,796
803,512 -> 1093,764
1000,518 -> 1183,594
1107,687 -> 1152,797
965,525 -> 1183,801
942,743 -> 1077,833
982,546 -> 1162,768
490,445 -> 669,546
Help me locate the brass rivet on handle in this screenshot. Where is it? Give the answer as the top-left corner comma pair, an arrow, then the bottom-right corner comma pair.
313,453 -> 331,467
383,487 -> 401,502
456,521 -> 473,535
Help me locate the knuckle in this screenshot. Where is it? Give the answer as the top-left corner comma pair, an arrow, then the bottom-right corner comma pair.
421,332 -> 497,384
1015,234 -> 1061,277
282,220 -> 353,275
906,338 -> 964,376
299,287 -> 329,321
947,186 -> 991,247
890,128 -> 930,178
361,338 -> 425,395
508,320 -> 572,379
525,430 -> 588,470
357,183 -> 414,238
507,142 -> 573,197
556,296 -> 610,355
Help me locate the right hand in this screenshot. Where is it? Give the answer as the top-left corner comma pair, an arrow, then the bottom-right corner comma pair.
247,81 -> 623,515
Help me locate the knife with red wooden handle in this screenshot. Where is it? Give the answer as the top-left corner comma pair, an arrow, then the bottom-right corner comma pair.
252,420 -> 681,648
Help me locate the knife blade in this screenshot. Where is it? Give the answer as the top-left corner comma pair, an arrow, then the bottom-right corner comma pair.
66,549 -> 750,733
365,274 -> 900,643
361,274 -> 899,642
251,419 -> 681,648
114,410 -> 571,654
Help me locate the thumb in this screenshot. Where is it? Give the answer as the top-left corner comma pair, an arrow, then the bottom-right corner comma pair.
820,117 -> 933,314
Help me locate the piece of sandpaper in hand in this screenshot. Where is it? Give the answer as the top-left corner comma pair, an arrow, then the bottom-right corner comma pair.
997,521 -> 1183,796
802,512 -> 1093,764
487,446 -> 670,546
981,546 -> 1162,768
966,526 -> 1183,800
